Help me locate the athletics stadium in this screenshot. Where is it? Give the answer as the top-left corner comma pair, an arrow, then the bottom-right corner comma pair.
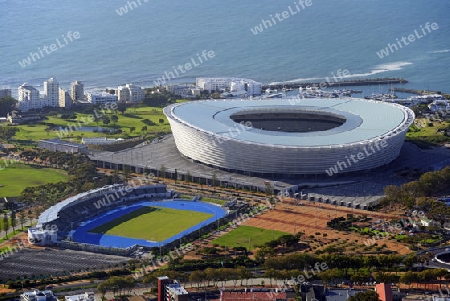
28,184 -> 227,251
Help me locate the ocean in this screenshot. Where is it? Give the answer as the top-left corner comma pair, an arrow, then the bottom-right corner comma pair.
1,0 -> 449,95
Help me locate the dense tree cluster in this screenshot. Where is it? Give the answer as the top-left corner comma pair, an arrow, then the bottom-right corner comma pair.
348,290 -> 381,301
97,276 -> 136,299
380,167 -> 450,224
0,96 -> 17,117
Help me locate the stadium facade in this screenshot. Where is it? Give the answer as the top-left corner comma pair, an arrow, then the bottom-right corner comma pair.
164,98 -> 415,176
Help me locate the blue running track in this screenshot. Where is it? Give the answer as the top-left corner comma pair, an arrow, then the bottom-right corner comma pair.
70,200 -> 226,248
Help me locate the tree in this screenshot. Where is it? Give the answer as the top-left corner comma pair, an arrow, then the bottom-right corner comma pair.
94,114 -> 101,130
18,211 -> 26,230
102,116 -> 110,126
111,115 -> 119,129
117,102 -> 127,114
27,209 -> 33,227
159,165 -> 166,181
97,282 -> 107,301
211,172 -> 218,191
141,125 -> 147,133
265,268 -> 278,286
185,171 -> 191,183
123,165 -> 131,181
129,126 -> 135,133
348,290 -> 380,301
3,213 -> 9,239
10,211 -> 16,234
0,127 -> 19,143
189,270 -> 205,289
0,96 -> 18,117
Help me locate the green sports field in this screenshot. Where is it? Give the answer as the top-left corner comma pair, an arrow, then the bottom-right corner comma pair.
0,163 -> 68,197
212,225 -> 289,250
90,206 -> 213,241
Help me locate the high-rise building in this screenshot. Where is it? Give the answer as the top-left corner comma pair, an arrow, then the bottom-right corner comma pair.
117,83 -> 144,102
71,80 -> 84,102
44,78 -> 59,108
18,83 -> 40,112
59,87 -> 72,108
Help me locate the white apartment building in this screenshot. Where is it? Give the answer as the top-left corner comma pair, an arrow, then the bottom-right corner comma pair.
17,83 -> 40,112
196,77 -> 262,96
71,80 -> 84,101
44,78 -> 59,108
196,78 -> 230,92
117,83 -> 144,102
87,92 -> 118,105
59,87 -> 72,108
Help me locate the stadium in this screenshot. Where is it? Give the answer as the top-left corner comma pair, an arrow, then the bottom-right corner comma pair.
164,98 -> 415,175
28,184 -> 227,253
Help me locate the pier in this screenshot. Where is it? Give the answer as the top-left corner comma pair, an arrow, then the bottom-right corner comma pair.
389,87 -> 450,99
264,77 -> 408,90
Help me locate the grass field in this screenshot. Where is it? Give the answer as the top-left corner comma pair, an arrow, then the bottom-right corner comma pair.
406,118 -> 450,147
212,225 -> 289,250
178,194 -> 226,206
13,105 -> 174,145
0,163 -> 68,197
90,206 -> 213,242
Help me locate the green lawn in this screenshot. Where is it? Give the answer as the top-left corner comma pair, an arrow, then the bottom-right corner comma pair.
0,163 -> 68,197
406,119 -> 450,147
90,206 -> 213,242
212,225 -> 289,250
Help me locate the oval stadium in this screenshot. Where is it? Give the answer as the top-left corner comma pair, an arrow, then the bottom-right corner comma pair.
164,98 -> 415,175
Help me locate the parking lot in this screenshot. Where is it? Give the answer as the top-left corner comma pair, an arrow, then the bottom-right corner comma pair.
0,247 -> 129,281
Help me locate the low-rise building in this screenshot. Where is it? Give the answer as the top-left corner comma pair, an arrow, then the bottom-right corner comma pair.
196,77 -> 262,96
87,92 -> 118,105
375,283 -> 393,301
7,112 -> 41,124
20,289 -> 56,301
28,226 -> 58,246
81,137 -> 123,145
39,139 -> 88,154
64,292 -> 94,301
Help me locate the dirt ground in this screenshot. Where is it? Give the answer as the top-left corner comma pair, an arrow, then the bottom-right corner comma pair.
242,199 -> 412,255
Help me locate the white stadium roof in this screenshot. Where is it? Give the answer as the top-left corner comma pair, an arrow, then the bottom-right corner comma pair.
166,98 -> 412,147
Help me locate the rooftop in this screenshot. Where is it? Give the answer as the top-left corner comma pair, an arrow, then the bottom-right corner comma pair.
167,97 -> 413,147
